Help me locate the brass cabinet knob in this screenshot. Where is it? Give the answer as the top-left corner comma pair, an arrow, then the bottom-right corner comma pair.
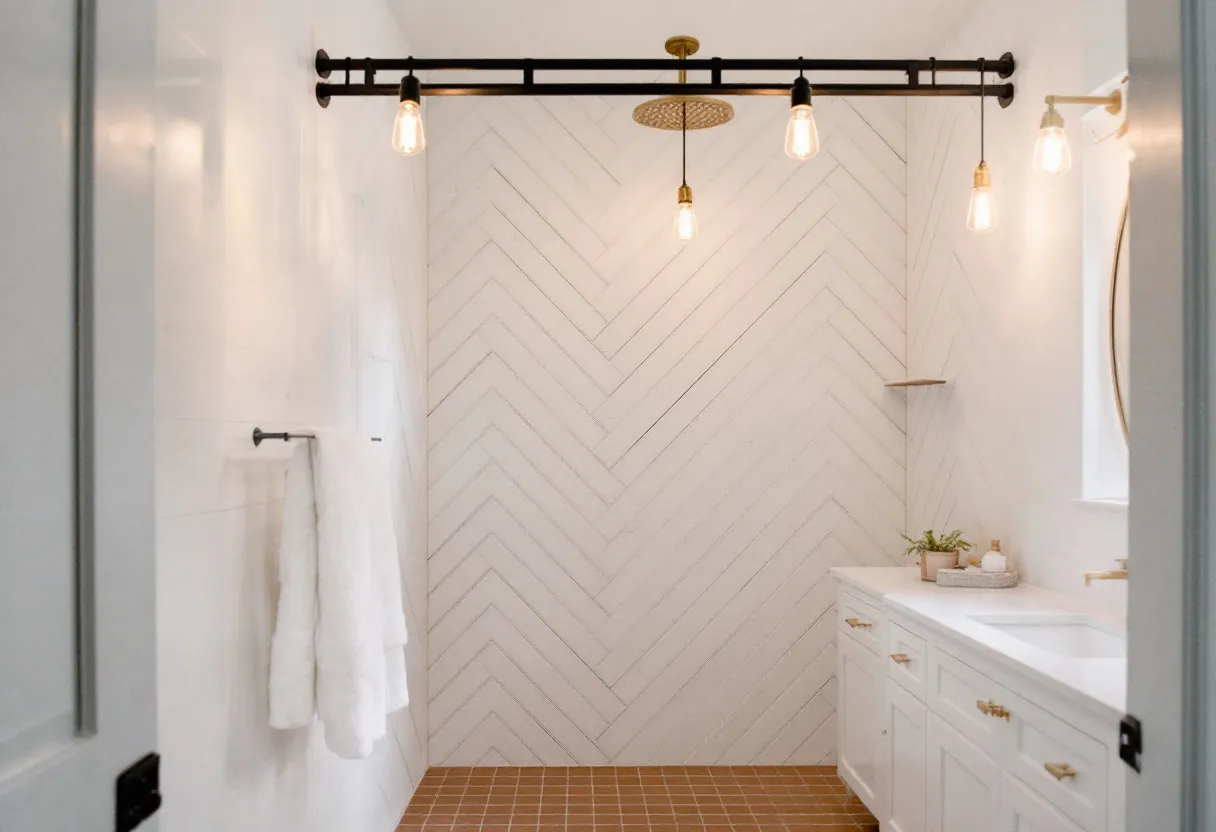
845,618 -> 872,630
1044,762 -> 1078,781
889,653 -> 911,665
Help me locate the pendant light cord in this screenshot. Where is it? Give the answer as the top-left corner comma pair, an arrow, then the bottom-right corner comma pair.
978,58 -> 986,163
682,101 -> 688,186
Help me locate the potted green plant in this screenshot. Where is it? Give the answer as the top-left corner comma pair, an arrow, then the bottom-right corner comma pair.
902,529 -> 975,582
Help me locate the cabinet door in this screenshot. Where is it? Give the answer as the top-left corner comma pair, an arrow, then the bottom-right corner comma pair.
838,633 -> 884,815
1001,774 -> 1086,832
884,680 -> 927,832
927,712 -> 1002,832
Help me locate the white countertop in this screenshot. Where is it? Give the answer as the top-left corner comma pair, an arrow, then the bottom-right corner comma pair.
830,566 -> 1127,721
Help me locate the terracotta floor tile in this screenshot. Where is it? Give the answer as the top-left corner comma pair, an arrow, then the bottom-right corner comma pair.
399,766 -> 877,830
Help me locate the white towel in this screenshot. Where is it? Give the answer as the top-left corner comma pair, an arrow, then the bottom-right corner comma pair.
268,442 -> 319,729
267,430 -> 409,759
365,441 -> 409,714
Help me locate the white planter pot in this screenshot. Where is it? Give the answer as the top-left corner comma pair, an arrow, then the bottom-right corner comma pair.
920,550 -> 960,582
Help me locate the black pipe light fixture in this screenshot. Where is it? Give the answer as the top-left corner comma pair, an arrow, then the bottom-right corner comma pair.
313,44 -> 1016,234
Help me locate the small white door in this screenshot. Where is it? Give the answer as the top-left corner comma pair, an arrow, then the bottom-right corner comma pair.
1001,774 -> 1086,832
0,0 -> 157,829
838,634 -> 884,815
927,712 -> 1002,832
883,680 -> 927,832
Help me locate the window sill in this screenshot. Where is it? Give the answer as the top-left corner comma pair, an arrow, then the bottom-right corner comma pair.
1073,497 -> 1129,512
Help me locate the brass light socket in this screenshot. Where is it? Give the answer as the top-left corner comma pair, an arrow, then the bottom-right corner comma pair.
1039,106 -> 1065,130
677,183 -> 693,204
973,161 -> 992,189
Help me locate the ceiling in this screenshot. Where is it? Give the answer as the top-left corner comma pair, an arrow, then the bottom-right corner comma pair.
396,0 -> 978,60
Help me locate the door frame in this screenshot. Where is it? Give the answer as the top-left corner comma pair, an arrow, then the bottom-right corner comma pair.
1125,0 -> 1215,828
78,0 -> 160,814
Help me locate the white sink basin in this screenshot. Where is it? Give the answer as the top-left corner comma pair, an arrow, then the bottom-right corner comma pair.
967,613 -> 1127,659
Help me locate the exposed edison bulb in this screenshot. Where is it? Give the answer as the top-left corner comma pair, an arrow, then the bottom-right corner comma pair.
785,104 -> 821,160
966,162 -> 996,234
1032,106 -> 1071,175
391,100 -> 426,156
674,184 -> 698,242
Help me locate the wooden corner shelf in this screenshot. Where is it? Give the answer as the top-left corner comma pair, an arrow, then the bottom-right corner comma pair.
884,379 -> 948,388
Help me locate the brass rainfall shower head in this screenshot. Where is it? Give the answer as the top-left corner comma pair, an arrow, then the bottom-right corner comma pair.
632,36 -> 735,130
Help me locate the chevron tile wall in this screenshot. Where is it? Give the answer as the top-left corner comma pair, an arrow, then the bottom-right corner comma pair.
426,93 -> 909,766
904,92 -> 1016,552
905,94 -> 1000,545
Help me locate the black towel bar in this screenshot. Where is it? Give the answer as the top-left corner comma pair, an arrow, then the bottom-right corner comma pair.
252,427 -> 383,447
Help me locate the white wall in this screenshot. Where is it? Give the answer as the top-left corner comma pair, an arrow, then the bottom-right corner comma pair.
425,93 -> 908,764
152,1 -> 428,829
906,0 -> 1129,608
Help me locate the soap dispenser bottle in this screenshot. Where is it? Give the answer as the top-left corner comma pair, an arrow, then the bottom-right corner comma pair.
981,540 -> 1007,574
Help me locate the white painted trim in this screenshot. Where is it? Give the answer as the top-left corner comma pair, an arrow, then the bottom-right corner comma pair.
1125,0 -> 1213,827
1071,498 -> 1129,513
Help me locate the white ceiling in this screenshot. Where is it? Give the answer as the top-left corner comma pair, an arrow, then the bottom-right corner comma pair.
397,0 -> 977,60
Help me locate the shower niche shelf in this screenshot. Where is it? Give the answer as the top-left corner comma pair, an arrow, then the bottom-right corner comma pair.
884,378 -> 948,388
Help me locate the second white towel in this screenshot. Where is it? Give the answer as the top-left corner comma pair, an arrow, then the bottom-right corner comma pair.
268,429 -> 408,759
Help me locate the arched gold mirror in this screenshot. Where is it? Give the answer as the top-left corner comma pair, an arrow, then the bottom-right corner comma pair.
1111,199 -> 1130,442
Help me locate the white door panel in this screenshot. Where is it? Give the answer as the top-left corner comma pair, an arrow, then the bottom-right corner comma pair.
0,0 -> 157,829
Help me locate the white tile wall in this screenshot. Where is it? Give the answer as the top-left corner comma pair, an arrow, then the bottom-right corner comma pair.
153,2 -> 428,829
905,0 -> 1129,608
426,94 -> 908,765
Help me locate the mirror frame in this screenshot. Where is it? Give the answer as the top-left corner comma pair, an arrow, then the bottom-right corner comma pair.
1110,196 -> 1130,443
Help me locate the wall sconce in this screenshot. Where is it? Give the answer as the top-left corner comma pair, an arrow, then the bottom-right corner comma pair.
1032,89 -> 1123,175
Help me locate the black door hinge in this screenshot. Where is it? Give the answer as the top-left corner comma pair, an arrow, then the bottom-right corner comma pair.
1119,714 -> 1142,772
116,752 -> 161,832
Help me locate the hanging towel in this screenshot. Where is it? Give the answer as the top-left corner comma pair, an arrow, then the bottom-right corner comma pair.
268,442 -> 320,729
365,441 -> 409,715
267,429 -> 409,759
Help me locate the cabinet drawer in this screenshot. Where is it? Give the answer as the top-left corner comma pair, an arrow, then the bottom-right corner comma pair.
886,621 -> 927,701
927,645 -> 1013,759
1006,692 -> 1108,831
839,590 -> 884,655
1002,774 -> 1086,832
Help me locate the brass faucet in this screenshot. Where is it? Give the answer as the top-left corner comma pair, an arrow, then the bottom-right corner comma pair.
1084,558 -> 1129,587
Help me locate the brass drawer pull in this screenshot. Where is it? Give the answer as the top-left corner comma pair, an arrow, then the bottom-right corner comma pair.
975,699 -> 1012,720
845,617 -> 872,630
889,653 -> 911,664
1044,762 -> 1078,781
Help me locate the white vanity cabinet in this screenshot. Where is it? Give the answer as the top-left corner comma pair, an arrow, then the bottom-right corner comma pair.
837,599 -> 885,813
926,712 -> 1002,831
832,569 -> 1126,832
882,680 -> 927,832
